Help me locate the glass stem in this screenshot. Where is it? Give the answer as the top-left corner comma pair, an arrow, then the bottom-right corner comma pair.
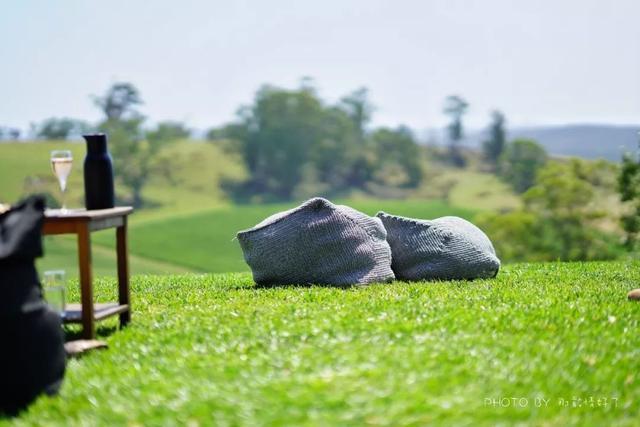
61,188 -> 67,212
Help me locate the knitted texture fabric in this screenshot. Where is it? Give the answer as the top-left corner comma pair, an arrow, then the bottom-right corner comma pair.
237,198 -> 395,286
376,212 -> 500,280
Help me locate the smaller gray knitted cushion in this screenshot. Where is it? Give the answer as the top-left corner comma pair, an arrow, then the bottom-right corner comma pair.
376,212 -> 500,281
237,198 -> 395,286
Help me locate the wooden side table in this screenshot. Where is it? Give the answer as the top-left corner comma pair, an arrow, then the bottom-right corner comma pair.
43,207 -> 134,339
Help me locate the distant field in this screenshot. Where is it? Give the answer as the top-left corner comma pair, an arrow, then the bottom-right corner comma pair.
94,199 -> 476,273
435,170 -> 521,211
38,235 -> 192,277
2,140 -> 509,276
0,140 -> 87,204
0,140 -> 518,215
415,167 -> 521,211
0,139 -> 245,214
1,140 -> 244,276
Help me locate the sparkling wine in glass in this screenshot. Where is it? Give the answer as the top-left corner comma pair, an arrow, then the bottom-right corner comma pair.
50,150 -> 73,212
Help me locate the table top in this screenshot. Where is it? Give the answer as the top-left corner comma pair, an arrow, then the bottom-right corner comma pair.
44,206 -> 133,222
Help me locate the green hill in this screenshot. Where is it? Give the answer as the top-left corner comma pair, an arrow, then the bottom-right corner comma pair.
1,140 -> 246,276
0,139 -> 246,214
1,140 -> 519,276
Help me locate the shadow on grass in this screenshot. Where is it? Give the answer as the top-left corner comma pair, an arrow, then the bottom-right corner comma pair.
250,278 -> 486,290
63,324 -> 119,341
252,282 -> 360,291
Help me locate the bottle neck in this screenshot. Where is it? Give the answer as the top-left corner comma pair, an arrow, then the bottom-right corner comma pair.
83,134 -> 108,154
87,139 -> 108,154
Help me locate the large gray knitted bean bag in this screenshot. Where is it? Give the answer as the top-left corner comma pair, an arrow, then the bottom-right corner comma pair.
376,212 -> 500,280
237,198 -> 395,286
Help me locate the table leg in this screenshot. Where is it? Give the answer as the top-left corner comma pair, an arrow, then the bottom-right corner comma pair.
116,218 -> 131,326
77,223 -> 95,339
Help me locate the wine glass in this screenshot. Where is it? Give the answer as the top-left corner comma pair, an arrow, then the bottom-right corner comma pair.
43,270 -> 66,318
50,150 -> 73,212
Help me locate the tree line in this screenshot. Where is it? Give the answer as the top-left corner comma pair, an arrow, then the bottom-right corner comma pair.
10,80 -> 640,265
92,83 -> 190,208
209,83 -> 422,201
11,81 -> 552,207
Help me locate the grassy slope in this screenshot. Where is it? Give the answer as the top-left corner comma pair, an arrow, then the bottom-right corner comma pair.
1,140 -> 520,274
6,261 -> 640,426
38,235 -> 192,277
0,140 -> 245,210
0,140 -> 245,276
93,199 -> 476,273
434,169 -> 521,211
0,140 -> 87,204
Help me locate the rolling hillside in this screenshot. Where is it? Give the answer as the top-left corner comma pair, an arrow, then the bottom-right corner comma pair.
1,140 -> 518,276
464,124 -> 639,161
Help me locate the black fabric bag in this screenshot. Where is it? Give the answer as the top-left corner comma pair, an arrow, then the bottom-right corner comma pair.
0,196 -> 66,416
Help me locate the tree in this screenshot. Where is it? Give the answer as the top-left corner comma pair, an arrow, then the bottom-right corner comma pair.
618,136 -> 640,249
306,106 -> 363,193
499,139 -> 547,193
369,126 -> 422,188
215,82 -> 424,201
229,84 -> 327,199
475,210 -> 544,262
478,159 -> 618,262
443,95 -> 468,167
93,83 -> 143,121
339,87 -> 373,142
36,117 -> 90,140
482,110 -> 506,170
98,116 -> 147,208
146,121 -> 190,143
0,126 -> 21,140
524,160 -> 609,260
94,82 -> 171,208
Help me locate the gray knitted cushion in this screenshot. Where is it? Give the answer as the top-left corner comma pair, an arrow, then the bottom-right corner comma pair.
376,212 -> 500,281
237,198 -> 395,286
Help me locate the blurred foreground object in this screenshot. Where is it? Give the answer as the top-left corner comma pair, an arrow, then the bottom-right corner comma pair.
64,339 -> 108,358
42,270 -> 66,316
43,207 -> 133,338
0,196 -> 66,416
628,289 -> 640,300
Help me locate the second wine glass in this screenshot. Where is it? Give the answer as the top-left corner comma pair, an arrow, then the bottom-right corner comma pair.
50,150 -> 73,212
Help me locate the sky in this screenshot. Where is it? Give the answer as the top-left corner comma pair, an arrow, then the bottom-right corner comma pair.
1,0 -> 639,135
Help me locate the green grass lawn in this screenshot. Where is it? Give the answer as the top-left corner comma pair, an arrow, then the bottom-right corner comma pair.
6,261 -> 640,426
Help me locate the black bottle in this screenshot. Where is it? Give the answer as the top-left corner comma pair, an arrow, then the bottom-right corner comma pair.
82,133 -> 115,210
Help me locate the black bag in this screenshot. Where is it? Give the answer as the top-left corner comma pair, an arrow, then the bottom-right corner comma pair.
0,196 -> 66,416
